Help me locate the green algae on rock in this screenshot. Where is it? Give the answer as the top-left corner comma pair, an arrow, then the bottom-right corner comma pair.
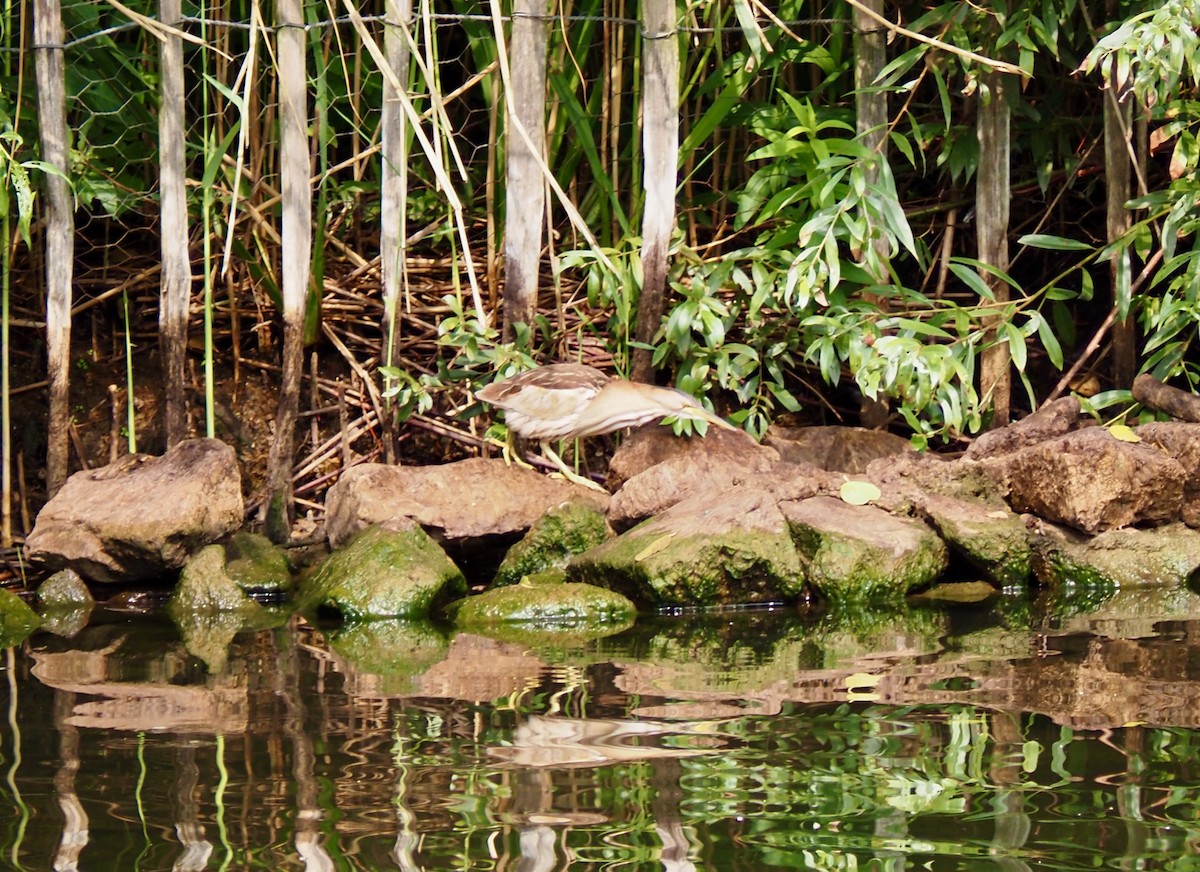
491,502 -> 612,588
298,521 -> 467,620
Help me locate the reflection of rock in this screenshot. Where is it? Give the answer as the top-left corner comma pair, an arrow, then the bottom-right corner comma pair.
488,715 -> 727,767
25,438 -> 243,582
411,633 -> 549,702
325,619 -> 449,692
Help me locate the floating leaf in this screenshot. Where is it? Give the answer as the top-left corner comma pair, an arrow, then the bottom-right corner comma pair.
1108,424 -> 1141,443
840,480 -> 881,506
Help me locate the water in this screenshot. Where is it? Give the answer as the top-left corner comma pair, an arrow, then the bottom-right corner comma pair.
3,585 -> 1200,871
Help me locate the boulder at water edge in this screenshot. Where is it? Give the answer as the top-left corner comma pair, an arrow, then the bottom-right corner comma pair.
25,438 -> 244,582
298,520 -> 467,620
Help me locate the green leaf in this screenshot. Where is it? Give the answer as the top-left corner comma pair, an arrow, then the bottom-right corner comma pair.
1018,233 -> 1094,251
1034,312 -> 1064,370
1003,321 -> 1028,372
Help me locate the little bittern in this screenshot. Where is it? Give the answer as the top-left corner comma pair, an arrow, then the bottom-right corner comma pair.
477,363 -> 734,491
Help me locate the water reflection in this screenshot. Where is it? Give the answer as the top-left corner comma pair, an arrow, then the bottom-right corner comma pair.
3,588 -> 1200,869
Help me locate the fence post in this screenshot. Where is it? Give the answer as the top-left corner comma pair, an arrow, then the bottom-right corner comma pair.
502,0 -> 551,343
265,0 -> 312,541
34,0 -> 73,495
977,71 -> 1012,428
379,0 -> 413,464
632,0 -> 679,383
159,0 -> 191,447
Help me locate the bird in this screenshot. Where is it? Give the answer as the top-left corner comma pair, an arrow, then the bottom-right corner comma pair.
476,363 -> 735,491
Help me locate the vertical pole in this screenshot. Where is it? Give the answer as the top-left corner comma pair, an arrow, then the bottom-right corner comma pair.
1105,90 -> 1135,387
159,0 -> 191,447
379,0 -> 413,464
265,0 -> 312,541
34,0 -> 74,495
976,70 -> 1011,428
502,0 -> 551,342
631,0 -> 679,384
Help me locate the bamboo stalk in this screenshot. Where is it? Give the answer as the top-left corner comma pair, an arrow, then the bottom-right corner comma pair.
977,70 -> 1012,427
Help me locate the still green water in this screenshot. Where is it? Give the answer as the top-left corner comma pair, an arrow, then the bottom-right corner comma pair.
3,586 -> 1200,871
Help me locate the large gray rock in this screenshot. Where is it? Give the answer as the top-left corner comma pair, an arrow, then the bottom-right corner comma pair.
980,427 -> 1186,534
1137,422 -> 1200,528
605,424 -> 779,528
25,438 -> 244,582
765,424 -> 914,473
324,459 -> 608,548
965,396 -> 1083,459
781,496 -> 948,605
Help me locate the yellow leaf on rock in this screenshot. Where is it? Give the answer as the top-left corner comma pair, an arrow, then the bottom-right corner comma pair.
1109,424 -> 1141,443
840,480 -> 882,506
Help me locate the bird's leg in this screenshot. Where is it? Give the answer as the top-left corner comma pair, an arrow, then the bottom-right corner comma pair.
494,431 -> 535,470
541,440 -> 607,493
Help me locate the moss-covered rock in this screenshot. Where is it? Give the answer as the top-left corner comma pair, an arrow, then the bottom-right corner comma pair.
782,496 -> 948,605
492,502 -> 611,588
298,521 -> 467,620
1030,520 -> 1200,590
224,531 -> 293,593
0,587 -> 40,646
569,485 -> 807,607
170,545 -> 267,615
921,494 -> 1031,587
38,568 -> 95,608
456,569 -> 636,632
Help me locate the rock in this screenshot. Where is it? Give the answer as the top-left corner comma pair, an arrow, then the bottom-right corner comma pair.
866,451 -> 1006,513
1029,519 -> 1200,589
569,481 -> 806,607
37,568 -> 94,608
24,438 -> 244,582
780,496 -> 948,605
455,569 -> 637,630
919,494 -> 1031,586
299,521 -> 467,620
223,531 -> 293,593
36,570 -> 94,637
0,588 -> 40,646
169,545 -> 266,614
981,428 -> 1186,533
965,396 -> 1083,459
606,425 -> 780,528
324,459 -> 608,549
765,424 -> 914,473
1137,422 -> 1200,527
492,502 -> 612,587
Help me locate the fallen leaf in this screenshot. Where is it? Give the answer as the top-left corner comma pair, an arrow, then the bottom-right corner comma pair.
1108,424 -> 1141,443
840,480 -> 881,506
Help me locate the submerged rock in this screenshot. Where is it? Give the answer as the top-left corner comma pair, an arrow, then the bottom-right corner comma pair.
456,569 -> 636,630
1029,519 -> 1200,589
781,496 -> 948,604
570,481 -> 806,607
324,458 -> 608,548
25,438 -> 244,582
492,502 -> 612,588
299,520 -> 467,620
